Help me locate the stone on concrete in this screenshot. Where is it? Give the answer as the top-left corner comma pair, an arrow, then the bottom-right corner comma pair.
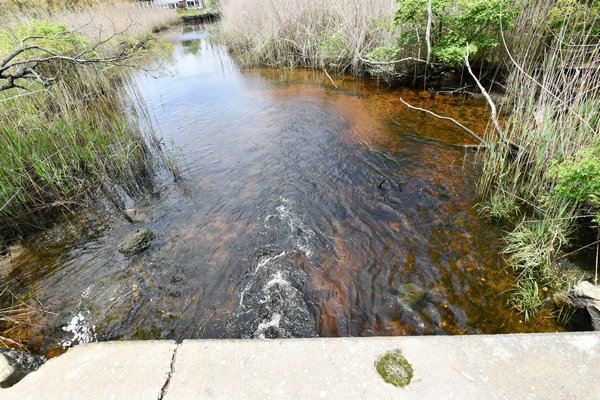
0,348 -> 46,388
0,354 -> 14,387
164,333 -> 600,400
0,340 -> 176,400
569,281 -> 600,330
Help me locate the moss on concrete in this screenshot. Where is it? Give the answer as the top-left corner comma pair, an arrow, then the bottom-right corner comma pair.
375,350 -> 413,387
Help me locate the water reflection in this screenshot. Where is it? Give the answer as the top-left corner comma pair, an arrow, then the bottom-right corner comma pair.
1,24 -> 561,355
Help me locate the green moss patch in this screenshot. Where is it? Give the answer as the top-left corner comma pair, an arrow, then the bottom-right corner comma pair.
375,350 -> 413,388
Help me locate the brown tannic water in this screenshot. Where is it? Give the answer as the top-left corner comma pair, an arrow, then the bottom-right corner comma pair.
1,25 -> 561,356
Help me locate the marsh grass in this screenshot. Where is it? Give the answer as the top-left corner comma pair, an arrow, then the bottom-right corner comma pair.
221,0 -> 407,75
477,2 -> 600,317
0,3 -> 179,239
0,68 -> 156,237
0,0 -> 179,35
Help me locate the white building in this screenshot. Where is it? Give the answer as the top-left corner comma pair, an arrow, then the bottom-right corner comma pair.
150,0 -> 204,9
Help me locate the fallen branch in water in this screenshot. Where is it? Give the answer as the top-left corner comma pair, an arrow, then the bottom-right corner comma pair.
358,56 -> 430,66
395,98 -> 489,148
323,68 -> 338,89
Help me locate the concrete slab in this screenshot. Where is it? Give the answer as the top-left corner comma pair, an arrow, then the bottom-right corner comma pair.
0,340 -> 177,400
164,333 -> 600,400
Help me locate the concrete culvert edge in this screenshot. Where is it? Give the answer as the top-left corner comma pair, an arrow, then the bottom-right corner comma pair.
375,350 -> 413,388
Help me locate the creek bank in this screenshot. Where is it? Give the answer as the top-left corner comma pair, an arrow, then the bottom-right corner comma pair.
179,11 -> 220,24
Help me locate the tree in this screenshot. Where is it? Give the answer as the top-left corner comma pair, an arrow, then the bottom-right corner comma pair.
395,0 -> 519,65
0,20 -> 151,93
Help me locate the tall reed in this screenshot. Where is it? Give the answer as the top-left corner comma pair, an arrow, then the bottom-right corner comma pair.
221,0 -> 406,75
0,67 -> 156,236
1,1 -> 179,39
0,3 -> 179,239
477,2 -> 600,317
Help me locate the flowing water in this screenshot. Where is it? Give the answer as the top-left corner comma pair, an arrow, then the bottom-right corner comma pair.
1,24 -> 562,356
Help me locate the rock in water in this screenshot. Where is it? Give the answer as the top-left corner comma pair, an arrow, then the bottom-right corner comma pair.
568,281 -> 600,331
118,228 -> 155,255
0,348 -> 47,387
397,283 -> 427,305
123,208 -> 152,224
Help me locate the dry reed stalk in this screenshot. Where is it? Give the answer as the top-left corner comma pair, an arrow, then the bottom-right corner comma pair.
221,0 -> 406,74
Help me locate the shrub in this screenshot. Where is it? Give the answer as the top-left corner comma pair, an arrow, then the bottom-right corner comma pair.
395,0 -> 519,65
548,142 -> 600,225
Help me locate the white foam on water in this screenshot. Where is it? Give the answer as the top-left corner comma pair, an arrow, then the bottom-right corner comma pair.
239,251 -> 286,307
275,198 -> 316,258
265,271 -> 291,290
60,312 -> 96,348
254,312 -> 282,339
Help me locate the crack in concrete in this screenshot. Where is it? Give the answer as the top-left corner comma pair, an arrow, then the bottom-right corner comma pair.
158,343 -> 180,400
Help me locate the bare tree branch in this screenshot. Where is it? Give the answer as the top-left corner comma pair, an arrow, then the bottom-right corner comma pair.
396,97 -> 489,147
464,46 -> 504,141
425,0 -> 433,66
323,68 -> 338,89
0,24 -> 151,93
359,56 -> 430,66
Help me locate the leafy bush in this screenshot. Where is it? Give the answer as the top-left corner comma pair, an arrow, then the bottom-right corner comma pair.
548,0 -> 600,34
395,0 -> 519,65
548,143 -> 600,225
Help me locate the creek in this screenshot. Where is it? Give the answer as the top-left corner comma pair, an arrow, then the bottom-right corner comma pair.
1,24 -> 561,356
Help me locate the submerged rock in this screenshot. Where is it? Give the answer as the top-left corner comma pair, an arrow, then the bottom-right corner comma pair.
397,283 -> 427,305
567,281 -> 600,331
0,348 -> 47,388
123,208 -> 152,224
118,228 -> 155,255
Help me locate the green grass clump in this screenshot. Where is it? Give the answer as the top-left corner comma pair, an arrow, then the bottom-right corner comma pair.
375,351 -> 413,388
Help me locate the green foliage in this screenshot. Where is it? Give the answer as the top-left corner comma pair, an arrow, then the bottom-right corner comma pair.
319,30 -> 350,62
204,0 -> 220,10
548,143 -> 600,225
0,20 -> 89,56
395,0 -> 519,65
176,8 -> 211,17
365,46 -> 401,62
548,0 -> 600,34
